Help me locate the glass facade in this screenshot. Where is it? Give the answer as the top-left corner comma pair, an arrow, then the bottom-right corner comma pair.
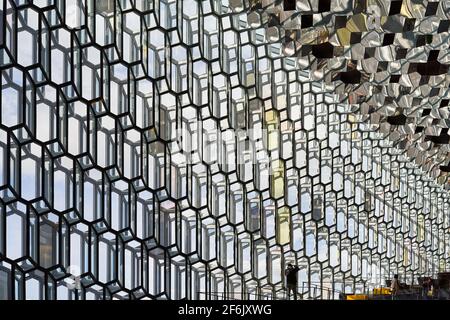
0,0 -> 449,300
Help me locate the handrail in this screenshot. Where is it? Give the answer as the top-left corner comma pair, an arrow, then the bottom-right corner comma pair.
196,282 -> 450,300
300,282 -> 345,300
196,291 -> 287,300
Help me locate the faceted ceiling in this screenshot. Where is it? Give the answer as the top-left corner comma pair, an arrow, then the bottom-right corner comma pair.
230,0 -> 450,186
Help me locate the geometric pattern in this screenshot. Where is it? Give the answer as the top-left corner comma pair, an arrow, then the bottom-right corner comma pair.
234,0 -> 450,185
0,0 -> 449,300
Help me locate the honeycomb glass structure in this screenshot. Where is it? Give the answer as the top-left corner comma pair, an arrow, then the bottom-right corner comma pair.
0,0 -> 449,300
235,0 -> 450,184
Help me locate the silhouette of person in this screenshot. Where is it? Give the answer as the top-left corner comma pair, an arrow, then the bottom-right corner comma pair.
391,274 -> 400,300
422,277 -> 432,299
285,263 -> 300,300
